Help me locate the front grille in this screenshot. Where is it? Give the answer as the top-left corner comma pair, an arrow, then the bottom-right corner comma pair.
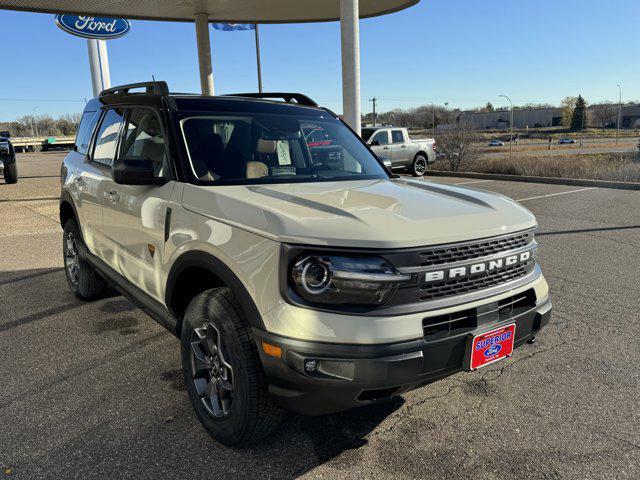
422,288 -> 537,340
418,232 -> 530,267
420,261 -> 533,301
380,230 -> 537,309
422,307 -> 476,340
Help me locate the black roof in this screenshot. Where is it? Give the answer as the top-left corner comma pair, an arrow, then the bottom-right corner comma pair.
85,81 -> 330,118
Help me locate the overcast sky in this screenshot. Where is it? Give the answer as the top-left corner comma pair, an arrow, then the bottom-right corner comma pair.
0,0 -> 638,121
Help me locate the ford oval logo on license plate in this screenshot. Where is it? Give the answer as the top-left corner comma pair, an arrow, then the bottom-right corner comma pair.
55,15 -> 131,40
469,324 -> 516,370
484,344 -> 502,357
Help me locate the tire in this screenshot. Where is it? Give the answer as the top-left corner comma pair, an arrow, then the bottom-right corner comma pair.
181,287 -> 283,446
411,153 -> 428,177
4,161 -> 17,184
63,219 -> 106,300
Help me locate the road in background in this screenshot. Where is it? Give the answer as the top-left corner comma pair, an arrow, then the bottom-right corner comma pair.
1,153 -> 639,479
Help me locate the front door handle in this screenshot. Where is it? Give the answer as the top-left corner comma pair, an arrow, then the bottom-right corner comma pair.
401,144 -> 407,148
104,190 -> 121,204
383,146 -> 390,150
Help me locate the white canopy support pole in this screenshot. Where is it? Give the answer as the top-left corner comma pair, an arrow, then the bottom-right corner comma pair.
87,39 -> 103,97
97,40 -> 111,91
340,0 -> 361,135
195,12 -> 215,95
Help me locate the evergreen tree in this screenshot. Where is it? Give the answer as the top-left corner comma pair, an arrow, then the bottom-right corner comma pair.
485,102 -> 494,112
570,95 -> 588,131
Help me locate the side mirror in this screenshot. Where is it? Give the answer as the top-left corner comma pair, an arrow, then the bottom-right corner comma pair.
113,157 -> 167,185
370,140 -> 380,146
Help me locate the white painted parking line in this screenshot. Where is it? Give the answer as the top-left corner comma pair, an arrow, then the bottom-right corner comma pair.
454,179 -> 495,185
516,187 -> 597,202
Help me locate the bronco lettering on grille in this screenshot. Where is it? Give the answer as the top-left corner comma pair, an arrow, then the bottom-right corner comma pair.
424,250 -> 532,283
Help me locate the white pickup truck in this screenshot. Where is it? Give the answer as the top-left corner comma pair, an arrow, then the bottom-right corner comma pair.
361,127 -> 436,176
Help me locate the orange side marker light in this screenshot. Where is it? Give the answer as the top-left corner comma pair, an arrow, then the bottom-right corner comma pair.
262,341 -> 282,358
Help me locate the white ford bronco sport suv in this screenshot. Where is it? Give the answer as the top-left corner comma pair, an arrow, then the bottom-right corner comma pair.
60,82 -> 552,446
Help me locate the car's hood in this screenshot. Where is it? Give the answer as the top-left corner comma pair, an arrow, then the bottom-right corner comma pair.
182,178 -> 536,248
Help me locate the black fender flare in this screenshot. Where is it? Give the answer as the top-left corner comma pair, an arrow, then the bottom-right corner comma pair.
59,191 -> 80,234
165,250 -> 266,330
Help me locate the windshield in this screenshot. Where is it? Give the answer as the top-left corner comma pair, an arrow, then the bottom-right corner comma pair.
179,113 -> 387,185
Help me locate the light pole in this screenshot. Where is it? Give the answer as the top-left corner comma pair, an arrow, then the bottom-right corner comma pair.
444,102 -> 449,125
616,84 -> 622,145
433,102 -> 449,131
31,107 -> 39,152
32,107 -> 39,139
369,97 -> 377,126
499,95 -> 513,158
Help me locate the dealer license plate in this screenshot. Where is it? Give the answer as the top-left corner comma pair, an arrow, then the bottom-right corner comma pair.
469,324 -> 516,370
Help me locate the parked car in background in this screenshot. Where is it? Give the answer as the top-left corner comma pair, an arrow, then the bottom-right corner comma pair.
488,140 -> 505,147
558,138 -> 576,144
0,133 -> 18,184
361,126 -> 436,176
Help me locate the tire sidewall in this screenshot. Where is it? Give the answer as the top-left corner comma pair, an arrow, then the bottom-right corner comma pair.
62,219 -> 102,299
4,161 -> 17,184
412,154 -> 427,176
180,289 -> 255,446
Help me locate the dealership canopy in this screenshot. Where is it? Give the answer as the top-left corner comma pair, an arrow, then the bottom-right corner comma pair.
0,0 -> 420,132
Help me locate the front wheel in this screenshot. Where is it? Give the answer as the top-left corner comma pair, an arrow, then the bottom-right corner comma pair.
181,287 -> 283,446
411,154 -> 428,177
3,161 -> 17,184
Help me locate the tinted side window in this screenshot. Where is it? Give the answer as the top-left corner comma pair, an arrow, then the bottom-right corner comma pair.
75,111 -> 99,155
121,108 -> 168,178
92,109 -> 124,167
391,130 -> 405,144
371,131 -> 389,145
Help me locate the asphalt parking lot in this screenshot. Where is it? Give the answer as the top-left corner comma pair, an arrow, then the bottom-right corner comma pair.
1,152 -> 639,479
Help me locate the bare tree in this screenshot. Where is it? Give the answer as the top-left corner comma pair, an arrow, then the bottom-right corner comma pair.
362,104 -> 457,129
57,113 -> 83,135
560,96 -> 577,127
590,103 -> 616,131
436,122 -> 480,172
0,112 -> 83,137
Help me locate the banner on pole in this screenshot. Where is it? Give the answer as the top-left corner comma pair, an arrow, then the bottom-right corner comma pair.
212,23 -> 255,31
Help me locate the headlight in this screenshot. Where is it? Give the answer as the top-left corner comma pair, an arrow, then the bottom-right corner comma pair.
290,254 -> 411,306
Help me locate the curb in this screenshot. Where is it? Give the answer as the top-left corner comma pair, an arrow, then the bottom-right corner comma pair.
426,170 -> 640,191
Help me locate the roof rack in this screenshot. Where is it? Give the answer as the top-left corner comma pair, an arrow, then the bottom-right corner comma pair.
99,81 -> 169,97
227,92 -> 318,107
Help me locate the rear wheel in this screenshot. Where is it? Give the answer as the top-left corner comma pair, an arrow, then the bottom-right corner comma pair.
4,162 -> 17,184
410,154 -> 428,177
181,287 -> 283,446
63,219 -> 106,300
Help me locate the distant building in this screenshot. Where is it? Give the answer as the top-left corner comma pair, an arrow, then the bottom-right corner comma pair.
459,104 -> 640,130
459,107 -> 562,129
619,104 -> 640,129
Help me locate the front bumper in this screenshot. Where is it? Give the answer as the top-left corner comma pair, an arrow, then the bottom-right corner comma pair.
254,295 -> 551,415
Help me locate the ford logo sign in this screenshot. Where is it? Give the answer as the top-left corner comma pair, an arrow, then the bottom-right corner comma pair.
484,344 -> 502,357
55,15 -> 130,40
